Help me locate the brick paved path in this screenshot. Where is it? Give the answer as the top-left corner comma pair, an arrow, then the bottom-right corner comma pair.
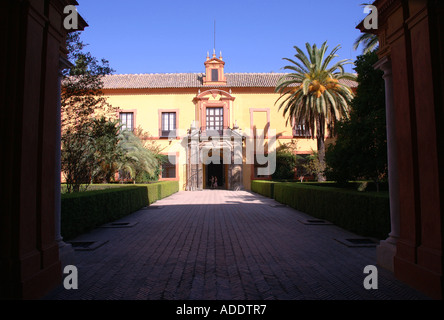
45,190 -> 429,300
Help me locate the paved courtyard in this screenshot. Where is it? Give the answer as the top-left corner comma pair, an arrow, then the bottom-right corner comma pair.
44,190 -> 429,300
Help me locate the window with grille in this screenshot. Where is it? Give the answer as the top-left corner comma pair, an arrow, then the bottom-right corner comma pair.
293,123 -> 311,137
206,107 -> 223,133
119,112 -> 134,131
162,155 -> 176,178
161,112 -> 176,137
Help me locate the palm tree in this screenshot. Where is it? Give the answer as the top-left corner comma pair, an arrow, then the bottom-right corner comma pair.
353,32 -> 379,54
353,3 -> 379,54
118,130 -> 159,182
275,41 -> 356,181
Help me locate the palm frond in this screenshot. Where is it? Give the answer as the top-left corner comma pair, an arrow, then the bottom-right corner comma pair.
353,33 -> 379,53
275,41 -> 355,140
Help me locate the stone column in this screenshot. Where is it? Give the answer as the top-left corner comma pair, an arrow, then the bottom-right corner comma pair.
374,56 -> 399,271
232,129 -> 244,190
56,57 -> 75,268
187,123 -> 201,191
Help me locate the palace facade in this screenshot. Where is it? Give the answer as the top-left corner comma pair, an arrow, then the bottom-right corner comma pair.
103,52 -> 356,191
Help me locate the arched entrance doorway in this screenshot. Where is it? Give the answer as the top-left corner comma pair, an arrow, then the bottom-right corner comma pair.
205,162 -> 225,189
202,148 -> 227,189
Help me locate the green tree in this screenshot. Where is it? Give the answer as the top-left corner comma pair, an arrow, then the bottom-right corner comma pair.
61,124 -> 96,193
273,152 -> 297,180
117,130 -> 160,183
275,42 -> 356,181
132,126 -> 165,182
62,118 -> 123,191
62,32 -> 116,131
301,151 -> 325,181
325,51 -> 387,190
272,141 -> 298,180
61,32 -> 117,192
91,117 -> 125,184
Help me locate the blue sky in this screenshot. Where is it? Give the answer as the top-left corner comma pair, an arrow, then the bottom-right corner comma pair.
76,0 -> 368,75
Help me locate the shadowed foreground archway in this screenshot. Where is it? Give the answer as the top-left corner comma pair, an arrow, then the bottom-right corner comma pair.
0,0 -> 86,299
358,0 -> 444,299
2,0 -> 443,300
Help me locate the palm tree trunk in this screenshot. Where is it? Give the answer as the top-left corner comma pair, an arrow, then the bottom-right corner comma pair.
316,115 -> 327,182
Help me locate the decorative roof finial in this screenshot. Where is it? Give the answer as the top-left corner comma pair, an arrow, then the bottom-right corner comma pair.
206,51 -> 210,60
219,51 -> 223,60
212,48 -> 216,58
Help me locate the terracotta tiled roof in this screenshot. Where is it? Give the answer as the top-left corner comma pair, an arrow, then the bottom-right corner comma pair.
102,73 -> 357,89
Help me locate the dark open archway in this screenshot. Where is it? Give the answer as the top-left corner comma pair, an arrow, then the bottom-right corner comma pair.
206,163 -> 225,189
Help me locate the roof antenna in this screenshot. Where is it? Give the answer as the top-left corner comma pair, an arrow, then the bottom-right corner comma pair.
213,20 -> 216,58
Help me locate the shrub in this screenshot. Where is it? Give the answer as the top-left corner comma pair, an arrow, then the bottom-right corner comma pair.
61,186 -> 148,240
273,183 -> 390,239
61,181 -> 179,240
251,180 -> 277,198
146,183 -> 161,204
302,181 -> 389,192
252,181 -> 390,239
142,181 -> 178,204
272,152 -> 297,180
159,181 -> 179,199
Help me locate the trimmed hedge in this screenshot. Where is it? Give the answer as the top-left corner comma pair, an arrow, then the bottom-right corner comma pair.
159,181 -> 179,200
251,180 -> 277,198
61,181 -> 179,240
302,181 -> 389,192
141,181 -> 179,204
251,181 -> 390,240
61,186 -> 148,240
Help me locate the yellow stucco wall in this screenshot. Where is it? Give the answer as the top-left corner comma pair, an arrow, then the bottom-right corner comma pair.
104,89 -> 318,190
